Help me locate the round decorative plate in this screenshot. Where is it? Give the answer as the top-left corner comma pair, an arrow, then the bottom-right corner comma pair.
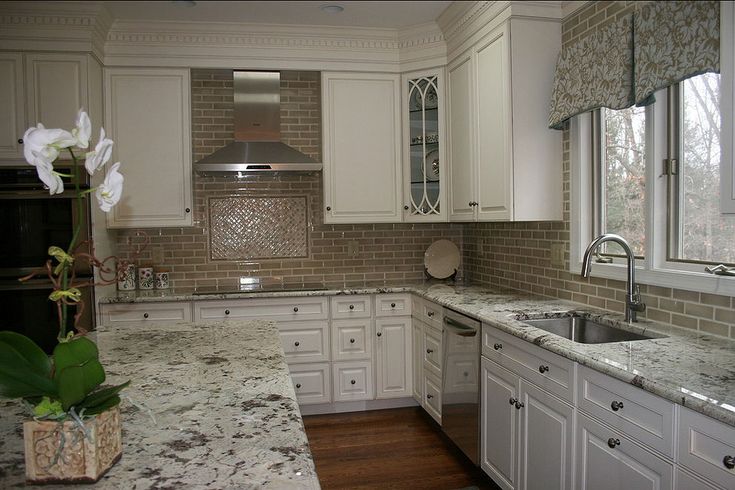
424,239 -> 460,279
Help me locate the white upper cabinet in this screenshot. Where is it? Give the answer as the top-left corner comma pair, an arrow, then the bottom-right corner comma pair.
322,72 -> 402,223
402,68 -> 447,222
448,18 -> 562,222
104,68 -> 192,228
0,53 -> 25,159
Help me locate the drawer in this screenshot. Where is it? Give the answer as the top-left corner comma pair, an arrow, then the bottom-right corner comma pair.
676,467 -> 726,490
423,372 -> 442,424
331,295 -> 372,319
289,363 -> 331,405
482,324 -> 575,403
279,321 -> 329,363
423,325 -> 442,378
194,297 -> 328,322
332,361 -> 373,402
332,319 -> 372,361
99,302 -> 192,325
420,300 -> 443,329
578,365 -> 674,457
678,406 -> 735,489
375,293 -> 411,317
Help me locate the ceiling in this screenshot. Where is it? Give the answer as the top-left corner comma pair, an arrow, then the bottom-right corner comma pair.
102,1 -> 454,29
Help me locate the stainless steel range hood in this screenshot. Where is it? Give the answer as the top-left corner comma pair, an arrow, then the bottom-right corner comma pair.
194,71 -> 321,174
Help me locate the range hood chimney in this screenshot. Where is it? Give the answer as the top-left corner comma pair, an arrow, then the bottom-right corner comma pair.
194,71 -> 321,174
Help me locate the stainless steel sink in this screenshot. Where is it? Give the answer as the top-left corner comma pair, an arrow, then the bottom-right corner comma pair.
522,315 -> 658,344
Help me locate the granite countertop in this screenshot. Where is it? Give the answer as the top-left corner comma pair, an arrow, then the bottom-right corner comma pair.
100,282 -> 735,427
0,320 -> 320,489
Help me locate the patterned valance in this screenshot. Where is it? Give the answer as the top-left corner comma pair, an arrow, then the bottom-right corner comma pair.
548,1 -> 721,130
634,0 -> 720,105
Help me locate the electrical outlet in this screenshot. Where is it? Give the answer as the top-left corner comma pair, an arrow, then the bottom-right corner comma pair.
550,243 -> 565,268
347,240 -> 359,257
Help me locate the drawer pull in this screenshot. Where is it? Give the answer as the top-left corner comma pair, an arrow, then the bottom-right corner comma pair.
514,401 -> 524,410
143,313 -> 149,319
724,455 -> 735,470
493,343 -> 502,350
350,379 -> 356,385
377,332 -> 382,337
427,311 -> 434,317
539,365 -> 549,373
350,338 -> 355,344
509,397 -> 517,405
294,341 -> 300,347
607,438 -> 621,449
224,309 -> 230,315
426,348 -> 433,354
349,304 -> 355,310
610,400 -> 624,411
390,302 -> 396,308
293,306 -> 299,312
295,383 -> 301,389
427,394 -> 433,399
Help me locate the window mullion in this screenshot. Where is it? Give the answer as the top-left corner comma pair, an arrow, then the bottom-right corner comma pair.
649,90 -> 669,272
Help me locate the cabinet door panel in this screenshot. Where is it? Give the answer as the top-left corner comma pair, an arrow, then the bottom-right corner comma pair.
105,68 -> 192,228
448,52 -> 475,221
475,26 -> 511,221
481,357 -> 519,490
332,319 -> 371,361
412,320 -> 424,403
0,53 -> 24,159
375,317 -> 411,399
322,73 -> 401,223
26,54 -> 87,131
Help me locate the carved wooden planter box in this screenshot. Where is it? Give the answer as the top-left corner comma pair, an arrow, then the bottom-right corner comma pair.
23,406 -> 122,483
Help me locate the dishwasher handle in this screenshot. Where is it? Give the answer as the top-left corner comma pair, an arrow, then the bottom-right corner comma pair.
444,317 -> 478,337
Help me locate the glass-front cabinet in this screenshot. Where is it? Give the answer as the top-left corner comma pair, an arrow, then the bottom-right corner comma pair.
402,69 -> 447,221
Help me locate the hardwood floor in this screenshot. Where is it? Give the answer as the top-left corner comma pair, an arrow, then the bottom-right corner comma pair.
303,407 -> 500,490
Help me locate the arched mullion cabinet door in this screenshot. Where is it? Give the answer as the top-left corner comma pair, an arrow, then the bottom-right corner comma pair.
401,68 -> 447,222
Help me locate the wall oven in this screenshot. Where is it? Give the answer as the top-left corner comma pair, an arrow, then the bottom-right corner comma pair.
0,166 -> 93,353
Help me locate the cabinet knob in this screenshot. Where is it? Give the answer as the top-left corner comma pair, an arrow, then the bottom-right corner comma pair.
468,201 -> 473,207
350,338 -> 355,343
391,303 -> 396,308
493,343 -> 502,350
404,205 -> 409,210
427,394 -> 433,399
607,438 -> 621,449
377,332 -> 382,337
611,400 -> 624,411
185,208 -> 190,213
326,206 -> 331,211
293,306 -> 299,312
349,304 -> 354,310
350,379 -> 356,385
295,383 -> 301,389
17,138 -> 23,144
294,341 -> 300,346
427,311 -> 434,317
539,365 -> 549,373
143,312 -> 149,319
515,401 -> 524,410
426,348 -> 433,354
224,309 -> 230,315
509,397 -> 517,405
723,455 -> 735,469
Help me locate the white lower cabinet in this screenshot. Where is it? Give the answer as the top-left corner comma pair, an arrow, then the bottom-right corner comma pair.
576,412 -> 673,490
289,363 -> 331,405
480,356 -> 574,490
677,406 -> 735,489
375,316 -> 411,399
99,302 -> 192,325
412,320 -> 424,403
423,371 -> 442,424
332,361 -> 373,402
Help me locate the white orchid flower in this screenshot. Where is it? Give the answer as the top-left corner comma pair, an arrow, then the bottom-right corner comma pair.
95,162 -> 124,212
71,109 -> 92,149
34,158 -> 64,195
85,128 -> 114,175
22,123 -> 75,167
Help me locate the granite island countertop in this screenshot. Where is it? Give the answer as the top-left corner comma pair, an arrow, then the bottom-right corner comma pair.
0,320 -> 320,489
100,282 -> 735,427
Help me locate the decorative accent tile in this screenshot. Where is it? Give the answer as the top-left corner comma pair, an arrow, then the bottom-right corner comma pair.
208,196 -> 308,260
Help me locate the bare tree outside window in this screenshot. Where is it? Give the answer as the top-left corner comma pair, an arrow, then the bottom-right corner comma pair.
600,106 -> 647,257
678,73 -> 735,264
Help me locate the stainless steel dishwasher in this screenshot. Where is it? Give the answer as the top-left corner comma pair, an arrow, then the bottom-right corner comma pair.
441,309 -> 481,465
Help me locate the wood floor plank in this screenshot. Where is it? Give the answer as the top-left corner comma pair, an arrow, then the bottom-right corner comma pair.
303,407 -> 500,490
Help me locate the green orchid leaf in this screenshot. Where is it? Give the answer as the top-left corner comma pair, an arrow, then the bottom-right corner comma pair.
79,380 -> 130,410
82,395 -> 121,416
0,332 -> 56,399
57,359 -> 105,410
53,336 -> 101,379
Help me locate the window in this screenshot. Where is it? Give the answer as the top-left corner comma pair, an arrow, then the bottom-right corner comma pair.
572,74 -> 735,295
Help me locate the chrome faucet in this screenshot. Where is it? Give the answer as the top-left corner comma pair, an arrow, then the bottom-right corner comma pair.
581,234 -> 646,322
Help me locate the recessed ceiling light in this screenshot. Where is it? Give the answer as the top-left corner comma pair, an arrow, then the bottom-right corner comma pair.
320,4 -> 344,14
172,0 -> 197,7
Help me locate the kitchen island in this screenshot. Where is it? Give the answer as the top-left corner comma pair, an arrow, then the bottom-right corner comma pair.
0,319 -> 320,489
